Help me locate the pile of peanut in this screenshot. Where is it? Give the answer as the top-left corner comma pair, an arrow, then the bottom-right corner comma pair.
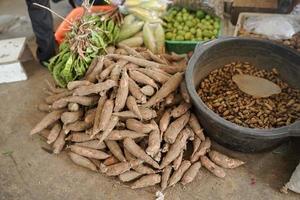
198,62 -> 300,129
31,46 -> 244,191
239,29 -> 300,52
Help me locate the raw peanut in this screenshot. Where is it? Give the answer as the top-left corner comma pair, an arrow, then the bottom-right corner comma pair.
126,119 -> 155,134
189,113 -> 205,141
208,150 -> 245,169
144,72 -> 183,107
68,152 -> 97,172
159,109 -> 171,134
117,44 -> 144,59
168,160 -> 191,187
119,171 -> 142,182
47,123 -> 61,144
136,68 -> 170,84
52,96 -> 98,109
30,109 -> 65,135
131,174 -> 161,189
164,111 -> 190,144
181,162 -> 201,185
100,160 -> 142,176
105,130 -> 146,141
105,140 -> 126,162
146,121 -> 161,157
173,151 -> 183,170
160,128 -> 191,169
67,80 -> 92,90
84,108 -> 96,125
38,102 -> 52,112
161,165 -> 172,191
140,85 -> 155,96
171,102 -> 191,118
86,57 -> 104,83
64,121 -> 92,134
98,116 -> 119,144
68,102 -> 79,112
108,54 -> 162,68
45,90 -> 73,104
76,140 -> 106,150
73,80 -> 117,96
53,129 -> 66,154
98,99 -> 114,131
61,110 -> 83,125
70,145 -> 110,160
65,132 -> 93,142
201,156 -> 226,178
128,77 -> 147,103
180,81 -> 190,103
103,156 -> 120,166
124,138 -> 159,169
191,137 -> 201,158
126,96 -> 142,120
190,137 -> 211,163
114,68 -> 129,112
92,95 -> 107,137
129,70 -> 158,89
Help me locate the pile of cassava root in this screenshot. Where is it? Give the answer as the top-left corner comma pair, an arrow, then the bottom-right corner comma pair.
30,45 -> 244,191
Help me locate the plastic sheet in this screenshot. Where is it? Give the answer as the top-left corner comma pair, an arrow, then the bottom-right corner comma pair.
243,15 -> 300,40
172,0 -> 224,18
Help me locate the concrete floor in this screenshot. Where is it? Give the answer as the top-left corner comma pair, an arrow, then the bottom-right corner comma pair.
1,1 -> 300,200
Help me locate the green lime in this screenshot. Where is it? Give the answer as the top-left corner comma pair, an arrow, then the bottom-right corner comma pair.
184,32 -> 192,40
214,22 -> 220,29
165,32 -> 173,40
190,28 -> 196,34
176,35 -> 184,41
204,37 -> 210,41
188,15 -> 194,20
213,29 -> 218,35
186,21 -> 193,27
177,25 -> 183,30
178,30 -> 185,35
202,30 -> 211,37
196,10 -> 205,19
205,15 -> 211,20
184,26 -> 189,31
182,8 -> 188,13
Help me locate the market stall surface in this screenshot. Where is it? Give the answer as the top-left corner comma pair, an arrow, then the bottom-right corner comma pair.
0,1 -> 300,200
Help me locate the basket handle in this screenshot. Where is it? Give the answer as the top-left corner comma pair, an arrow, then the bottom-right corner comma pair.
288,121 -> 300,137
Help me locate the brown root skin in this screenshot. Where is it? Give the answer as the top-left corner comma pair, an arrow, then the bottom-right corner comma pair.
119,171 -> 142,182
61,110 -> 83,125
105,140 -> 126,162
128,77 -> 147,103
47,123 -> 62,144
168,160 -> 191,187
189,113 -> 205,141
103,156 -> 120,166
30,109 -> 65,135
73,80 -> 117,96
181,161 -> 201,185
201,156 -> 226,178
69,145 -> 110,160
208,150 -> 245,169
171,102 -> 191,118
53,129 -> 66,154
140,85 -> 155,96
45,90 -> 73,104
164,111 -> 190,144
136,67 -> 170,84
190,137 -> 211,163
97,115 -> 119,144
67,80 -> 92,90
161,165 -> 172,191
145,121 -> 161,157
143,72 -> 183,107
126,96 -> 142,120
180,81 -> 191,103
123,138 -> 159,169
68,152 -> 98,172
65,132 -> 93,142
159,109 -> 171,134
129,70 -> 158,89
126,119 -> 155,134
75,140 -> 106,150
173,151 -> 183,171
131,174 -> 161,189
114,68 -> 129,112
38,102 -> 53,112
104,130 -> 146,141
98,99 -> 114,132
92,95 -> 107,137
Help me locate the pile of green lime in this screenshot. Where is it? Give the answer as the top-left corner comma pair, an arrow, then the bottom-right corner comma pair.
163,8 -> 220,41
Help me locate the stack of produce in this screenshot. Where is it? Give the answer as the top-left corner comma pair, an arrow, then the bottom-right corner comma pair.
48,9 -> 121,87
238,29 -> 300,52
163,8 -> 220,41
118,14 -> 165,54
31,45 -> 244,190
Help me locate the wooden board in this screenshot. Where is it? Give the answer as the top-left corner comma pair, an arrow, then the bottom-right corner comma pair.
233,0 -> 278,9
